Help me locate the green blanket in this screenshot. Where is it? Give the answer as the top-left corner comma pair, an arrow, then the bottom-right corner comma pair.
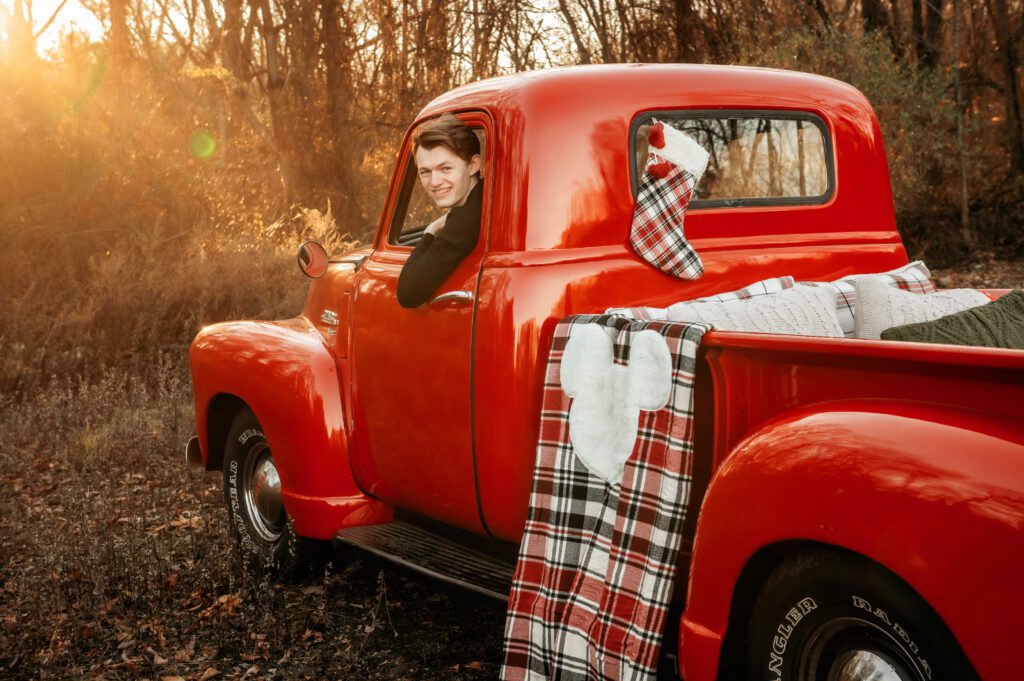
881,289 -> 1024,349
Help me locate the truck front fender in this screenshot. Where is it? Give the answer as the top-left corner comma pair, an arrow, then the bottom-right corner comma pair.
679,401 -> 1024,681
190,317 -> 391,539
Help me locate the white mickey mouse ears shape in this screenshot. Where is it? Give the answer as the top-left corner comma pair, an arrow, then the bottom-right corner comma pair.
560,324 -> 673,485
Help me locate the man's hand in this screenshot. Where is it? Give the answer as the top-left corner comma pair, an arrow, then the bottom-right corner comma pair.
424,214 -> 447,236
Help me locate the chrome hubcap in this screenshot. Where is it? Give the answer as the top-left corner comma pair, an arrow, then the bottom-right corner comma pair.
832,651 -> 903,681
242,444 -> 284,542
804,617 -> 921,681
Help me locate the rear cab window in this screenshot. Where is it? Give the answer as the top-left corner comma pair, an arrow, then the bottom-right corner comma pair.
630,111 -> 834,208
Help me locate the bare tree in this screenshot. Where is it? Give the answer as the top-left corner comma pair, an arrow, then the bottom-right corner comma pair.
984,0 -> 1024,174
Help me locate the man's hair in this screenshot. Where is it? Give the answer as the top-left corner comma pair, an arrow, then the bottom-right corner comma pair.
413,113 -> 481,163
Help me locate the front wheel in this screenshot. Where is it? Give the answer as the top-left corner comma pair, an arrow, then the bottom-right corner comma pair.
744,551 -> 977,681
222,410 -> 328,581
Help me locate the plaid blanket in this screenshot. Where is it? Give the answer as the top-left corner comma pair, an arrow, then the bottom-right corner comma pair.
501,314 -> 710,681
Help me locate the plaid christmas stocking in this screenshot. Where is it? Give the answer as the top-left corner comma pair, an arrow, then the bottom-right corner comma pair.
630,120 -> 710,279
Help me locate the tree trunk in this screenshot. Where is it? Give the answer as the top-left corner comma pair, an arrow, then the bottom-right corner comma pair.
985,0 -> 1024,174
108,0 -> 131,71
888,0 -> 904,58
911,0 -> 924,64
321,0 -> 343,132
6,0 -> 39,63
921,0 -> 943,69
557,0 -> 593,64
673,0 -> 700,62
222,0 -> 246,81
861,0 -> 894,45
808,0 -> 832,29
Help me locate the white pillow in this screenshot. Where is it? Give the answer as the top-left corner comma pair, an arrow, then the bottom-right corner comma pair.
801,260 -> 936,336
853,278 -> 990,340
666,283 -> 845,337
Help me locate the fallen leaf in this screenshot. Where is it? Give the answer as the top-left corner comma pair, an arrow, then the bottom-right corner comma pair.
199,594 -> 242,620
466,661 -> 484,670
300,628 -> 323,644
144,647 -> 167,665
160,677 -> 186,681
169,514 -> 202,529
199,668 -> 220,680
119,651 -> 141,673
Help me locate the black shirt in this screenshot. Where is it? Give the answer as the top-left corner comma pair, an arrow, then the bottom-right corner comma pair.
396,180 -> 484,308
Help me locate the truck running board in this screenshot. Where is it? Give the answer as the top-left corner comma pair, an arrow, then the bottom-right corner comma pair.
334,520 -> 517,601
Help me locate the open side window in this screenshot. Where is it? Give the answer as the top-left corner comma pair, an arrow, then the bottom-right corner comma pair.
388,120 -> 488,248
630,110 -> 835,209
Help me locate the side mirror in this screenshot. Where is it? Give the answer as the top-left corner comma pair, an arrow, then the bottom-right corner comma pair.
297,241 -> 328,279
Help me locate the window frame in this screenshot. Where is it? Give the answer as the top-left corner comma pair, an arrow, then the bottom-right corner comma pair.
628,109 -> 836,209
386,115 -> 489,248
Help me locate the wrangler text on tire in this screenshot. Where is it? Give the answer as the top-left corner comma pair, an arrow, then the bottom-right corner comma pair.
744,550 -> 977,681
222,409 -> 328,581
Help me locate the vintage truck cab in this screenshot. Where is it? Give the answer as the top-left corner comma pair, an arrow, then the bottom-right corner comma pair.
188,65 -> 1023,680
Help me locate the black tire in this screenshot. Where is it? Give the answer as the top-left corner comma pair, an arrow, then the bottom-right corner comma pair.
744,550 -> 978,681
222,410 -> 328,581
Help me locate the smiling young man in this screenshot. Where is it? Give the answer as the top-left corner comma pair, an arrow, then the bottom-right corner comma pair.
396,114 -> 484,308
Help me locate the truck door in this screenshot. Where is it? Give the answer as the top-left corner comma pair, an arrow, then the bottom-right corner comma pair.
349,114 -> 491,533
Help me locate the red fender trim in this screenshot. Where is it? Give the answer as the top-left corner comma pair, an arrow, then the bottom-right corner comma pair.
678,401 -> 1024,681
190,317 -> 392,539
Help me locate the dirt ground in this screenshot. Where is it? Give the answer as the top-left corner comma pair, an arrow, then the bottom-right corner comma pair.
930,250 -> 1024,290
2,254 -> 1022,681
0,363 -> 506,680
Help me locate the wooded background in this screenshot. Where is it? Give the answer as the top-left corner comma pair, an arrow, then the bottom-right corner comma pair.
1,3 -> 1022,677
1,0 -> 1023,392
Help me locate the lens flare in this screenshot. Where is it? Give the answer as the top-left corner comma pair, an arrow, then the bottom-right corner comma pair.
188,130 -> 217,159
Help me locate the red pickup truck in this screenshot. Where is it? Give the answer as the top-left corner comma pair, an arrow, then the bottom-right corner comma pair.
187,65 -> 1023,681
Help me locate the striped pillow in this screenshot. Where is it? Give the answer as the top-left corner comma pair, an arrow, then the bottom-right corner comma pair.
606,276 -> 795,320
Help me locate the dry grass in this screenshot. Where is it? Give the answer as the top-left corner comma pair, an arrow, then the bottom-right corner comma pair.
0,193 -> 505,678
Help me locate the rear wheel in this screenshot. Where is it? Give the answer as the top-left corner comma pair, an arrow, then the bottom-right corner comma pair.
744,551 -> 977,681
222,410 -> 328,581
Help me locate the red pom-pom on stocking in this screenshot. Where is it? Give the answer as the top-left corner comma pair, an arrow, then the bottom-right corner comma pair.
648,161 -> 673,179
648,121 -> 665,149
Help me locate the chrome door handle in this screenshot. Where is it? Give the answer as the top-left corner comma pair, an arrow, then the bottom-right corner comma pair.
429,290 -> 474,306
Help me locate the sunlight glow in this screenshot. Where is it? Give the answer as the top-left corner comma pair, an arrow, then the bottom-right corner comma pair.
14,0 -> 105,57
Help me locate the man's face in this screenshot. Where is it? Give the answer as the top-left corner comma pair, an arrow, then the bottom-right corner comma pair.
415,145 -> 481,209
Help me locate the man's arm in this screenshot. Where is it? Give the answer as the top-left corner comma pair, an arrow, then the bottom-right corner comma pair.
396,209 -> 479,308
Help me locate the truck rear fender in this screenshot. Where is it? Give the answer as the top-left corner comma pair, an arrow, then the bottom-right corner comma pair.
678,402 -> 1024,681
190,318 -> 392,539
